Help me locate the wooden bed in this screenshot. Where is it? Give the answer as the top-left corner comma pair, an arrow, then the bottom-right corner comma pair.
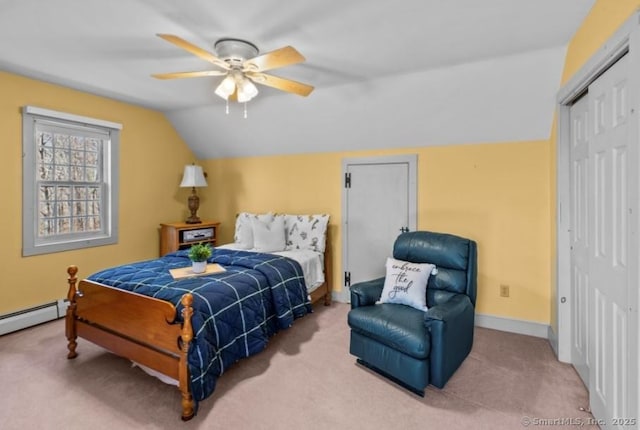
65,244 -> 331,421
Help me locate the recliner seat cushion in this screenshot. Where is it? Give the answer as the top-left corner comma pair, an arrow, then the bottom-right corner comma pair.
348,304 -> 431,359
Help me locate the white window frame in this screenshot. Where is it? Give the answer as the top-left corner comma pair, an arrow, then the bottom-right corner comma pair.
22,106 -> 121,256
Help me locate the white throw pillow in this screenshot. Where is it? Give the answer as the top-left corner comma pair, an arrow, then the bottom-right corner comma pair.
252,214 -> 286,253
233,212 -> 274,249
379,257 -> 434,312
233,212 -> 254,249
284,214 -> 329,252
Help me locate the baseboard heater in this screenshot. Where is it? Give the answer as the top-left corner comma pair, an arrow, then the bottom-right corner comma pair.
0,299 -> 69,336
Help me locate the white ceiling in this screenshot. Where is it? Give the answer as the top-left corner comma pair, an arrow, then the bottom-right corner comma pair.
0,0 -> 595,159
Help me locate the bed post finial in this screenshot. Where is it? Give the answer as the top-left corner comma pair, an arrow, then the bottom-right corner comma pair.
179,293 -> 195,421
65,265 -> 79,359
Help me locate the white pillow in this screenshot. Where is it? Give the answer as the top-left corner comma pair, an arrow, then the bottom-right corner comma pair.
284,214 -> 329,252
233,212 -> 254,249
252,214 -> 286,253
379,257 -> 434,312
233,212 -> 274,249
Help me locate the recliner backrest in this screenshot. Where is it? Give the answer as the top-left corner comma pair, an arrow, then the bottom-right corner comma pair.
393,231 -> 477,306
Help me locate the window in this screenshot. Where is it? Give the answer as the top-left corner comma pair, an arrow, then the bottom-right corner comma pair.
22,106 -> 121,256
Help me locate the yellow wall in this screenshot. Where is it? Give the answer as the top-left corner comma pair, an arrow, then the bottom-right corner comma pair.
562,1 -> 640,85
0,71 -> 195,314
549,1 -> 640,331
0,72 -> 552,324
201,140 -> 551,323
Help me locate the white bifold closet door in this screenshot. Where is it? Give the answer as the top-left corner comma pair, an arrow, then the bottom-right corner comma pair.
569,53 -> 637,427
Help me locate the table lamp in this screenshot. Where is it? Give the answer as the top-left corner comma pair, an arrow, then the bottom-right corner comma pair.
180,164 -> 208,224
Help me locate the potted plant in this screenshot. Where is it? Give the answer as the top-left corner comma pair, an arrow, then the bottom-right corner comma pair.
187,242 -> 212,273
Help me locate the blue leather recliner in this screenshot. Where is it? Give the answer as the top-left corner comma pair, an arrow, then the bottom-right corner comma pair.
347,231 -> 477,395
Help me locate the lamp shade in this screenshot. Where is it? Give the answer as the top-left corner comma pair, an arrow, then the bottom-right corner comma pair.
237,78 -> 259,103
214,74 -> 236,100
180,165 -> 208,188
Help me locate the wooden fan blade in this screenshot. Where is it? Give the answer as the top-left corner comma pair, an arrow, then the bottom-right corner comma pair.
156,34 -> 229,69
152,70 -> 228,80
243,46 -> 305,72
246,72 -> 314,97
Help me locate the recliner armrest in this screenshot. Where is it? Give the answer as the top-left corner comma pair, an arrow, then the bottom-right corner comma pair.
422,293 -> 475,388
349,277 -> 385,309
424,294 -> 472,324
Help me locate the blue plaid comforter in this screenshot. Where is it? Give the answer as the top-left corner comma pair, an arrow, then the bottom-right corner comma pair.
87,248 -> 312,403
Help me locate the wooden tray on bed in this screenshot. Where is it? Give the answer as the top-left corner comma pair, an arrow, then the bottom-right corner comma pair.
169,263 -> 226,279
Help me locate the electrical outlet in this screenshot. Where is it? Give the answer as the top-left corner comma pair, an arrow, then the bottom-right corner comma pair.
500,284 -> 510,298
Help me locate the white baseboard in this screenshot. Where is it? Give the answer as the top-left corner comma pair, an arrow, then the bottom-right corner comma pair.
0,299 -> 68,336
332,289 -> 350,303
475,313 -> 550,339
547,325 -> 560,358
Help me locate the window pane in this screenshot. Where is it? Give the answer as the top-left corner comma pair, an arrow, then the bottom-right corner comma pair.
39,186 -> 55,203
86,151 -> 98,166
39,219 -> 56,236
74,186 -> 86,200
58,218 -> 71,234
54,133 -> 69,148
88,186 -> 100,199
58,201 -> 71,217
54,165 -> 69,181
71,150 -> 84,165
70,165 -> 84,181
39,164 -> 53,180
73,200 -> 85,217
86,167 -> 98,182
39,201 -> 54,218
54,148 -> 68,164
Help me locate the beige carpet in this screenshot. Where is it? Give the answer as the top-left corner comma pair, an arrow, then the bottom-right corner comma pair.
0,303 -> 597,429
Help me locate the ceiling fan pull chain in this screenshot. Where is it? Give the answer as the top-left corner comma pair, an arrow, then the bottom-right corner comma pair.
225,99 -> 229,115
244,103 -> 248,119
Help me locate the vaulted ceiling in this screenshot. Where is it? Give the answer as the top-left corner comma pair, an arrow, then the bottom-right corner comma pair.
0,0 -> 595,158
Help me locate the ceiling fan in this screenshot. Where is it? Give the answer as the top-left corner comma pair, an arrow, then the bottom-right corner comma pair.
152,34 -> 314,104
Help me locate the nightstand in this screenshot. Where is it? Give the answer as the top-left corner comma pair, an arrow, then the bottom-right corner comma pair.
159,221 -> 220,256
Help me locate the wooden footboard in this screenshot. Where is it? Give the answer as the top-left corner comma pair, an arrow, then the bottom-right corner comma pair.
65,266 -> 196,421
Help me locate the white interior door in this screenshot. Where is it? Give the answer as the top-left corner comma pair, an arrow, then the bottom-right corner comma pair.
585,54 -> 634,426
342,155 -> 417,298
569,93 -> 590,386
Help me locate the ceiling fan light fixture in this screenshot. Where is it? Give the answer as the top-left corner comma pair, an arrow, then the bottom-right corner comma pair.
237,78 -> 259,103
214,74 -> 236,100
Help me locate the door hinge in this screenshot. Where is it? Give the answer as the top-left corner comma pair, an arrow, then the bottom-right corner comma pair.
345,271 -> 351,287
345,172 -> 351,188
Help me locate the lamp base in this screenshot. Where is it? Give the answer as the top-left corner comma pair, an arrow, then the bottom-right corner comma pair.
186,189 -> 202,224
